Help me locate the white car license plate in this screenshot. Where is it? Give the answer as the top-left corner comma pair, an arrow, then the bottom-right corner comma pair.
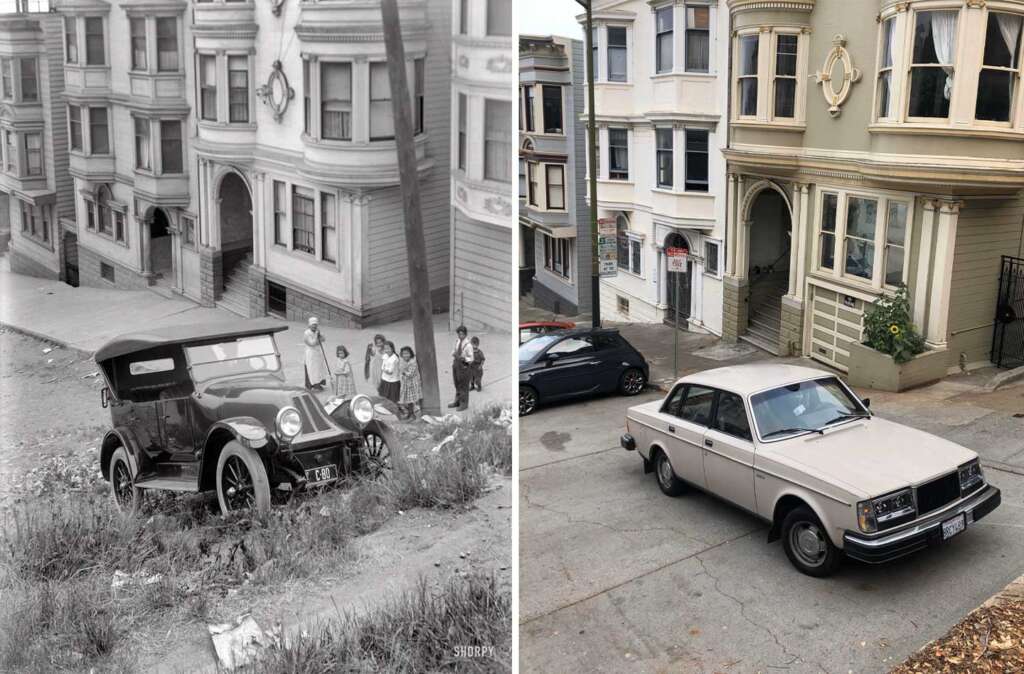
305,465 -> 338,485
941,513 -> 966,540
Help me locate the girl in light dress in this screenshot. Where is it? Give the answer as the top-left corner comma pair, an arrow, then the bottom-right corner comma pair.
334,345 -> 356,398
379,341 -> 401,403
364,333 -> 386,395
398,346 -> 423,419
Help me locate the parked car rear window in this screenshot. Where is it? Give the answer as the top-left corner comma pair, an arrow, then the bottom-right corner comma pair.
679,385 -> 715,426
519,334 -> 559,361
128,358 -> 175,375
547,337 -> 593,356
713,391 -> 752,441
750,377 -> 863,440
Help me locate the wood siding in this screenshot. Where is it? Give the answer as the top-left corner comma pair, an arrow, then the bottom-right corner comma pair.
452,209 -> 512,331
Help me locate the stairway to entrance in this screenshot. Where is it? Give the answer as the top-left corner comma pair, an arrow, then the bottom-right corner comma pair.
217,253 -> 252,317
741,270 -> 788,356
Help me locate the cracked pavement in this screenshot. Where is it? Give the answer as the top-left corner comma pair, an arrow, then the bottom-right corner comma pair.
519,387 -> 1024,673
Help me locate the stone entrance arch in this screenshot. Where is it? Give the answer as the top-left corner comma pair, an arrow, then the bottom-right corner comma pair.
148,207 -> 172,278
663,231 -> 693,326
214,170 -> 253,304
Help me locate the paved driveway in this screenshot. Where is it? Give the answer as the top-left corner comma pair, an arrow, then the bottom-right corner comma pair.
519,389 -> 1024,674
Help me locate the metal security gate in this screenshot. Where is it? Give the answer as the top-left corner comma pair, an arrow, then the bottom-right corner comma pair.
992,255 -> 1024,368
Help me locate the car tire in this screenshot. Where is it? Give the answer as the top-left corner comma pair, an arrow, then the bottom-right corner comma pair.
361,424 -> 394,477
619,368 -> 646,396
653,450 -> 685,497
781,507 -> 843,577
520,385 -> 539,416
109,447 -> 144,513
216,441 -> 272,514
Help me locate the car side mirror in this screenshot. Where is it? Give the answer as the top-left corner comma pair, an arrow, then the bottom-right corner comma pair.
544,352 -> 561,362
862,398 -> 871,409
101,386 -> 110,409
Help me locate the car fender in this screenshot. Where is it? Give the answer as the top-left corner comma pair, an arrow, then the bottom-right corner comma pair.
767,485 -> 850,548
199,417 -> 272,490
100,426 -> 144,481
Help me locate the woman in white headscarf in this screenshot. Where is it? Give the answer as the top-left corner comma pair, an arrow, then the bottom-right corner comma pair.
303,316 -> 329,391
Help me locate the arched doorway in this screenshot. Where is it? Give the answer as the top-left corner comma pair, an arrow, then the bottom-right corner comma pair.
217,171 -> 253,299
744,186 -> 793,350
664,232 -> 692,326
150,208 -> 172,278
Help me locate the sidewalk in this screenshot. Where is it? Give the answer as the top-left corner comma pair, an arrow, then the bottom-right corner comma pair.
0,264 -> 513,412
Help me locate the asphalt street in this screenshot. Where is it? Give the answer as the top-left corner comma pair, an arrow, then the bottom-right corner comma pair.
518,387 -> 1024,674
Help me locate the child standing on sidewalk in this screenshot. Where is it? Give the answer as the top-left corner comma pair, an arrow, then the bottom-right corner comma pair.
470,336 -> 485,392
398,346 -> 423,419
334,345 -> 356,398
379,341 -> 401,403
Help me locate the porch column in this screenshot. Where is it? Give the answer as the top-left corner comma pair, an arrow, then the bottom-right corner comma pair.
251,171 -> 264,268
913,199 -> 937,331
787,183 -> 802,297
140,215 -> 152,275
725,173 -> 737,276
656,244 -> 666,307
925,200 -> 962,348
736,219 -> 751,281
794,184 -> 810,300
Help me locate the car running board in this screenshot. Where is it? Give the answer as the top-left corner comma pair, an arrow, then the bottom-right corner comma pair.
134,477 -> 197,492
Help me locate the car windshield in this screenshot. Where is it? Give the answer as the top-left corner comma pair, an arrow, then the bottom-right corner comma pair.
519,334 -> 560,362
750,377 -> 866,440
185,334 -> 282,382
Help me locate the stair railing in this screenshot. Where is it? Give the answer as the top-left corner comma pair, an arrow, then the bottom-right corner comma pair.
746,245 -> 791,311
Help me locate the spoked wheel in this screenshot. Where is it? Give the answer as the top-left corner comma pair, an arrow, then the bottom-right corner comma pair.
108,447 -> 143,513
781,507 -> 842,577
362,430 -> 392,477
620,368 -> 646,396
216,441 -> 271,514
519,386 -> 538,416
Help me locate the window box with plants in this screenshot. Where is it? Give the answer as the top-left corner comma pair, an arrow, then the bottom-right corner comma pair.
847,286 -> 948,393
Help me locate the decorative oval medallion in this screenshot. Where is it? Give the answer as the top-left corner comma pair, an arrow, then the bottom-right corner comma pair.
256,60 -> 294,123
814,34 -> 862,118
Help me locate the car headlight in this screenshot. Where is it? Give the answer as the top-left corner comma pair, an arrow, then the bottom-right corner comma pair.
856,488 -> 916,533
276,407 -> 303,439
959,459 -> 984,493
351,394 -> 375,425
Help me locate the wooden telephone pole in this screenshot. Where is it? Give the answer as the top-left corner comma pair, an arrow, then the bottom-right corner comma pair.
381,0 -> 440,415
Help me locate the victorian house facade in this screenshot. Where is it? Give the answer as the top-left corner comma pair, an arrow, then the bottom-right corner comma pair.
584,0 -> 730,334
449,0 -> 513,331
722,0 -> 1024,373
518,34 -> 592,317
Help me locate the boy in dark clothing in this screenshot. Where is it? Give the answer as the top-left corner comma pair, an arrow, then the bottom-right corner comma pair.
470,336 -> 485,391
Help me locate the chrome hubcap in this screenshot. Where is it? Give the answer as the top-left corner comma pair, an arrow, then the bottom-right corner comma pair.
791,522 -> 826,566
657,456 -> 673,486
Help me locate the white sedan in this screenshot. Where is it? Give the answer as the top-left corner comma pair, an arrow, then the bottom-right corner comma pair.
620,364 -> 1001,576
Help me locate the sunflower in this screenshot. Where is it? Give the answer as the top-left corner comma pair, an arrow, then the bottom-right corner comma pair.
889,324 -> 901,336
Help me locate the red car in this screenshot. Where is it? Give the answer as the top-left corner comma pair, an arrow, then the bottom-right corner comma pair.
519,321 -> 576,345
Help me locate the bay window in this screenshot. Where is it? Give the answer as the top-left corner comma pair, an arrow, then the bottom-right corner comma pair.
590,27 -> 599,81
819,192 -> 837,270
656,128 -> 673,189
737,35 -> 758,117
273,180 -> 286,245
24,133 -> 41,176
4,130 -> 14,173
114,211 -> 125,243
458,93 -> 467,170
321,62 -> 352,140
608,128 -> 629,180
543,234 -> 572,279
884,202 -> 908,286
518,159 -> 526,197
199,55 -> 217,121
68,105 -> 82,151
976,12 -> 1022,123
527,161 -> 538,206
484,99 -> 511,182
134,117 -> 150,170
655,5 -> 673,74
607,26 -> 627,82
64,16 -> 77,64
685,6 -> 710,73
877,18 -> 896,119
130,18 -> 146,71
545,164 -> 565,210
774,35 -> 798,118
460,0 -> 468,35
369,62 -> 394,141
486,0 -> 511,37
908,11 -> 958,119
20,59 -> 36,102
523,85 -> 535,132
89,107 -> 109,154
157,18 -> 178,72
1,59 -> 10,100
414,58 -> 425,134
541,85 -> 562,134
321,193 -> 337,264
228,55 -> 249,123
684,129 -> 708,192
815,189 -> 910,288
160,120 -> 182,173
844,197 -> 877,280
96,185 -> 111,235
291,187 -> 315,255
85,17 -> 104,66
303,60 -> 311,135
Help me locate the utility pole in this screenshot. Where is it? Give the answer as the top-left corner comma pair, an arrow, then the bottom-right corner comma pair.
381,0 -> 440,415
576,0 -> 601,328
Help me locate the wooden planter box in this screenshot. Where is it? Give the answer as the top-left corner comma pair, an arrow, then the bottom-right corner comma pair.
846,341 -> 948,392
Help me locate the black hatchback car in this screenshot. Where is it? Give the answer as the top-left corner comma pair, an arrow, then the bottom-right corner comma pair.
518,328 -> 649,416
95,320 -> 395,514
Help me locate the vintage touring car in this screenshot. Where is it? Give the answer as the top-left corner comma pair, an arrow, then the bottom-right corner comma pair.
95,320 -> 396,513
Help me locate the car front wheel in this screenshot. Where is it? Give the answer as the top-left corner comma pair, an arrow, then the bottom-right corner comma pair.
361,426 -> 393,477
109,447 -> 143,513
653,450 -> 685,497
216,441 -> 272,514
781,507 -> 842,577
619,368 -> 646,396
519,385 -> 538,416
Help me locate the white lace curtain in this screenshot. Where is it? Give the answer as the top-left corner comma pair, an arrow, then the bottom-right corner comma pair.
930,11 -> 958,100
997,13 -> 1022,64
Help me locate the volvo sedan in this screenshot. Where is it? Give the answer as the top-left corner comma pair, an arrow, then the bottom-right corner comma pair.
620,364 -> 1000,576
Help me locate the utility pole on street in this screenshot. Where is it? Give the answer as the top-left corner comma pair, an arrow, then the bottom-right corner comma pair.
576,0 -> 601,328
381,0 -> 440,415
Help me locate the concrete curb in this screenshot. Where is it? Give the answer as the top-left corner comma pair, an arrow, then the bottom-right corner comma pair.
981,573 -> 1024,609
986,365 -> 1024,392
0,321 -> 94,359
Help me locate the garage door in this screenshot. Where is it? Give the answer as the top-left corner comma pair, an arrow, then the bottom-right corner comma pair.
808,283 -> 867,372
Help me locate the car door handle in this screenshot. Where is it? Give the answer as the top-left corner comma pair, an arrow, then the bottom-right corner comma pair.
668,425 -> 675,433
704,439 -> 713,448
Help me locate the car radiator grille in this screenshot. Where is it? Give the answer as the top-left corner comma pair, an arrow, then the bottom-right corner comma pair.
915,472 -> 960,516
292,395 -> 335,434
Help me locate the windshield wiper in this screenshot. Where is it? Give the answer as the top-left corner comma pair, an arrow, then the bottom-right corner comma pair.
762,427 -> 824,439
824,412 -> 871,426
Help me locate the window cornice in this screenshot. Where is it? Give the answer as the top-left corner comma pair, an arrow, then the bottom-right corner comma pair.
727,0 -> 814,14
